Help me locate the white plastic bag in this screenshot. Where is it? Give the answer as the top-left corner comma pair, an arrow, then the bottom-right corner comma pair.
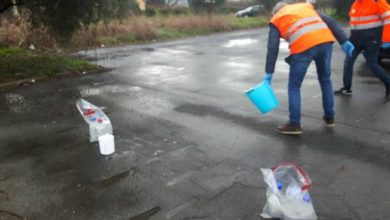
261,163 -> 317,220
76,98 -> 113,142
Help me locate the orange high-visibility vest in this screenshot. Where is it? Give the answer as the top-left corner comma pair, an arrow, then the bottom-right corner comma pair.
349,0 -> 390,42
271,3 -> 335,54
377,0 -> 390,42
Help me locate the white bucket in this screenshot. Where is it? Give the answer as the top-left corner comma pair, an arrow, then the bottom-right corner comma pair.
98,134 -> 115,155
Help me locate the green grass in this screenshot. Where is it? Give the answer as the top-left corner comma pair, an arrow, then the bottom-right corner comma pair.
0,48 -> 99,83
231,16 -> 268,29
99,36 -> 121,45
96,16 -> 269,45
99,34 -> 139,45
0,48 -> 28,57
157,28 -> 188,39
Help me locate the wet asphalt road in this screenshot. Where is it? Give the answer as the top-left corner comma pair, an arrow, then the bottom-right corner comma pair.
1,29 -> 390,220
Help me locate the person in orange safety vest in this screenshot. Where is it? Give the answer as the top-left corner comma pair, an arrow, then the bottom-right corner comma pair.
334,0 -> 390,100
263,2 -> 352,135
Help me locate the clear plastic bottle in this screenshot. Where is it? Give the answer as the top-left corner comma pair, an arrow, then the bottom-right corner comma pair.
76,99 -> 113,142
90,117 -> 112,142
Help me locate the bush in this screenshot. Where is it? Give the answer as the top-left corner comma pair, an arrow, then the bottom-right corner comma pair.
172,8 -> 191,16
159,8 -> 171,16
144,8 -> 158,17
215,7 -> 237,14
151,7 -> 191,17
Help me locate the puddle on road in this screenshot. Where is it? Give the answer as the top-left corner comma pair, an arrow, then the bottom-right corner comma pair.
79,85 -> 143,97
136,94 -> 175,115
223,38 -> 258,48
224,57 -> 252,69
155,48 -> 191,56
135,65 -> 188,85
217,56 -> 257,91
86,47 -> 156,61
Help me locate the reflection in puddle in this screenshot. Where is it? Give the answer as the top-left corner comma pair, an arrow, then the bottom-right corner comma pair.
125,92 -> 174,116
223,39 -> 258,48
219,57 -> 259,91
157,48 -> 191,55
225,57 -> 252,69
80,85 -> 143,97
135,65 -> 188,85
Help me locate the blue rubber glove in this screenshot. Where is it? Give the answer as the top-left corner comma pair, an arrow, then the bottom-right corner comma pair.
381,42 -> 390,49
342,41 -> 355,57
263,73 -> 273,85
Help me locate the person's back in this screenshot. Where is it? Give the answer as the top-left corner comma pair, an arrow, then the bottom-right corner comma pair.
262,2 -> 352,135
349,0 -> 383,47
270,3 -> 335,54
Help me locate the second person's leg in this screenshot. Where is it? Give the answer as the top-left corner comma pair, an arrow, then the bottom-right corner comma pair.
314,43 -> 335,125
335,47 -> 360,94
362,45 -> 390,98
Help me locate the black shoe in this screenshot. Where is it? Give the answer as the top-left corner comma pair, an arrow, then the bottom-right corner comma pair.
277,123 -> 303,135
323,116 -> 335,127
334,87 -> 352,96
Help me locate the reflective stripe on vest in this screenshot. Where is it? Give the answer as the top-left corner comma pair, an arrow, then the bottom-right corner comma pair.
270,3 -> 335,54
286,16 -> 321,39
350,15 -> 381,22
381,11 -> 390,26
289,22 -> 329,44
381,11 -> 390,19
350,21 -> 383,30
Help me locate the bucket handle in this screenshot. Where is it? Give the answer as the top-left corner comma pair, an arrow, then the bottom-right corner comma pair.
271,163 -> 311,191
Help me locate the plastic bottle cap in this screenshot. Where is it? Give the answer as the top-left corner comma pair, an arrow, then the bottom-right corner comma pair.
277,181 -> 283,190
303,192 -> 311,202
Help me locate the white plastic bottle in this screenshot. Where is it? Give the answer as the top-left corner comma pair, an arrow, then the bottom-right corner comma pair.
89,117 -> 113,142
96,117 -> 112,137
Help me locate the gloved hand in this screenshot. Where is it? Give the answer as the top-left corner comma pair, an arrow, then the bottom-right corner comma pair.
342,41 -> 355,57
263,73 -> 273,85
381,42 -> 390,49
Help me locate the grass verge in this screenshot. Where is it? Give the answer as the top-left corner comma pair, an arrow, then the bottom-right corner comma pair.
0,48 -> 100,84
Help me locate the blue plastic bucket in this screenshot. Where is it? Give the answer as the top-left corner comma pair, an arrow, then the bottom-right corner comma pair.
245,82 -> 279,114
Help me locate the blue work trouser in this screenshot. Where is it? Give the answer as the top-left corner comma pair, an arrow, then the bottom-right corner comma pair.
343,44 -> 390,90
286,43 -> 334,125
